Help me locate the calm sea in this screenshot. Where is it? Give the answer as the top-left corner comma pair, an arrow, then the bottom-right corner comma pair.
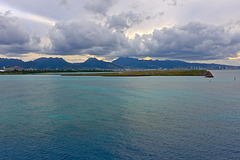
0,70 -> 239,160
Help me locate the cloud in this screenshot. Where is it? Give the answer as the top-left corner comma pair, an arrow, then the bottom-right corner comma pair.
84,0 -> 116,16
1,10 -> 240,61
162,0 -> 178,6
59,0 -> 69,9
0,12 -> 30,45
0,36 -> 41,55
169,0 -> 177,6
59,0 -> 68,6
126,22 -> 240,60
0,12 -> 42,54
42,20 -> 240,61
1,1 -> 240,62
145,12 -> 164,20
48,20 -> 128,55
107,12 -> 143,31
1,0 -> 240,65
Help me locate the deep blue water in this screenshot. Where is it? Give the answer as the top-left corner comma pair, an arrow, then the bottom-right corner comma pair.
0,70 -> 239,160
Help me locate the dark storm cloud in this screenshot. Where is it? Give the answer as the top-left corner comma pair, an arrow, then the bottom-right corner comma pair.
1,0 -> 240,64
0,12 -> 30,45
0,13 -> 42,54
48,20 -> 128,55
1,9 -> 240,61
47,20 -> 240,60
1,36 -> 41,54
85,0 -> 116,16
126,22 -> 240,60
107,12 -> 143,31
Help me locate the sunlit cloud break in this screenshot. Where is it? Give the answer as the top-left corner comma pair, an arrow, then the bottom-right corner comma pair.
229,52 -> 240,60
17,11 -> 56,25
0,3 -> 56,25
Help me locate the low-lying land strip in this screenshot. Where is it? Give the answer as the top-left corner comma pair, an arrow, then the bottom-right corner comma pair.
0,70 -> 214,77
61,70 -> 214,77
0,70 -> 112,75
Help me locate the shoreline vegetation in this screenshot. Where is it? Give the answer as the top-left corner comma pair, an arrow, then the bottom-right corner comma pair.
63,70 -> 214,77
0,70 -> 112,74
0,70 -> 214,78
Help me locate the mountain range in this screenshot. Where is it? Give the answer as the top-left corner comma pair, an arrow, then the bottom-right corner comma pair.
0,57 -> 239,70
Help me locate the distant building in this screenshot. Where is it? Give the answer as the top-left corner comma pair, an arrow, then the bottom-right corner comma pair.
26,68 -> 36,71
0,66 -> 6,72
6,66 -> 22,71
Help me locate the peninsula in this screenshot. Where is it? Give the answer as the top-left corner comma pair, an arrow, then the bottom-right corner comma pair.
0,69 -> 214,77
61,70 -> 214,78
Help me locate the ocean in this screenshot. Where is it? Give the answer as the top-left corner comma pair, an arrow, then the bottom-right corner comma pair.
0,70 -> 239,159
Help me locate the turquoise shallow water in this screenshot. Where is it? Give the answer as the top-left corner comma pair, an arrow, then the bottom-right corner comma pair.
0,70 -> 240,159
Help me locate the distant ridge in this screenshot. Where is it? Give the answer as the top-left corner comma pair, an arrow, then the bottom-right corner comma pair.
112,57 -> 239,70
0,57 -> 239,70
81,58 -> 122,69
0,58 -> 24,68
25,57 -> 72,70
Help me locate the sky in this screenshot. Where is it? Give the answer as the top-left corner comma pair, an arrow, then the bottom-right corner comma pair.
1,0 -> 240,65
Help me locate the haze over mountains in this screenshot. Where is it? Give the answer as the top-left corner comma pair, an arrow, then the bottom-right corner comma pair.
0,57 -> 239,70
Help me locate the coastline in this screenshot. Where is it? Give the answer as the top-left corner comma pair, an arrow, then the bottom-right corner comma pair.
0,70 -> 214,77
61,70 -> 214,78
